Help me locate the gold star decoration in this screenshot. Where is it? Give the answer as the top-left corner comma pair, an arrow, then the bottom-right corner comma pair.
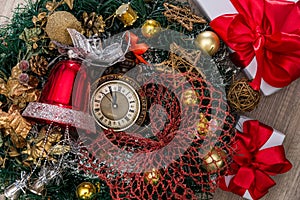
155,43 -> 205,87
163,3 -> 207,31
170,43 -> 205,78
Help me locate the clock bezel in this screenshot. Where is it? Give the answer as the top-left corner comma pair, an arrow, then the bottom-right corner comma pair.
90,74 -> 147,132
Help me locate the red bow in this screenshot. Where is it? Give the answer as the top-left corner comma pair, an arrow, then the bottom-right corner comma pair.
211,0 -> 300,90
219,120 -> 292,200
126,32 -> 149,65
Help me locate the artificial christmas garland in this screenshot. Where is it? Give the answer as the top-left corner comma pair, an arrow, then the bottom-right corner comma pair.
0,0 -> 241,199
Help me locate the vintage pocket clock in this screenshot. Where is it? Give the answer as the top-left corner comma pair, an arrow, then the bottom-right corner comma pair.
90,74 -> 147,132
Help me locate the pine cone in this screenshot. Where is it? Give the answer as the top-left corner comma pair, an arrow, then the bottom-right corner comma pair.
29,55 -> 49,76
81,12 -> 106,37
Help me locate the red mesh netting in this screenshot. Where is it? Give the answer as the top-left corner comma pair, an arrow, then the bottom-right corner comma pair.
79,70 -> 235,199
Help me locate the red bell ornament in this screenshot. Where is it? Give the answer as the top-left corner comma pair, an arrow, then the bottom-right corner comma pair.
40,60 -> 80,108
22,59 -> 95,132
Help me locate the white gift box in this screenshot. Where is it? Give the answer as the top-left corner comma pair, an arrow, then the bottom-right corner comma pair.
236,116 -> 285,150
193,0 -> 298,96
224,115 -> 286,200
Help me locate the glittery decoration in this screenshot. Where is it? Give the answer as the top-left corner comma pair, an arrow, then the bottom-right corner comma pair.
22,102 -> 95,132
45,11 -> 82,45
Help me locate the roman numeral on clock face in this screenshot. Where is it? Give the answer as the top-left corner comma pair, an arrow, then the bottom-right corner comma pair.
125,116 -> 130,122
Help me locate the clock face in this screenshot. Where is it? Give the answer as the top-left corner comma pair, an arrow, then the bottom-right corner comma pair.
91,78 -> 144,132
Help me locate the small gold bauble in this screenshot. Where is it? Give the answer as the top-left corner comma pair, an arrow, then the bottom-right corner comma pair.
202,148 -> 226,172
45,11 -> 82,45
197,113 -> 209,135
141,19 -> 162,38
76,182 -> 97,200
116,3 -> 138,27
195,31 -> 220,56
181,89 -> 199,106
144,168 -> 161,185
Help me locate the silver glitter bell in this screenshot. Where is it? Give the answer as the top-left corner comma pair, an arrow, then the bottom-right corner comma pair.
4,174 -> 28,200
28,167 -> 60,196
4,183 -> 22,200
27,177 -> 46,196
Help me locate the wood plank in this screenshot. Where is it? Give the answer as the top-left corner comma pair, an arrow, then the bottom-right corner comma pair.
0,0 -> 25,24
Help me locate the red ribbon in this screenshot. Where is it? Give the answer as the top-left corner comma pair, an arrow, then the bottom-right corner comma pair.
219,120 -> 292,200
126,32 -> 149,65
210,0 -> 300,90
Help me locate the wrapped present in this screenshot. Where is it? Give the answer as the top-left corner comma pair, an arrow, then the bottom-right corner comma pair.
218,116 -> 292,200
194,0 -> 300,96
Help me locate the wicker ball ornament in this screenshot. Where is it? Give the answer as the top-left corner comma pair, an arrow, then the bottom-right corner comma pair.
45,11 -> 82,45
227,79 -> 261,112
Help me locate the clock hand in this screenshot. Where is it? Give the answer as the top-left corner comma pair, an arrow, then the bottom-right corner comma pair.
109,86 -> 118,107
114,90 -> 117,105
99,92 -> 113,103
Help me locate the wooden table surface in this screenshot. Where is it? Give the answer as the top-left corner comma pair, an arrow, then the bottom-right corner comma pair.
1,0 -> 299,200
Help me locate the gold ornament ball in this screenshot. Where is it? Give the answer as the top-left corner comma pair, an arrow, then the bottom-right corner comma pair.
197,113 -> 209,135
202,148 -> 227,172
76,182 -> 97,200
195,31 -> 220,56
45,11 -> 82,45
181,89 -> 199,106
141,20 -> 162,38
144,168 -> 161,185
227,78 -> 261,112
